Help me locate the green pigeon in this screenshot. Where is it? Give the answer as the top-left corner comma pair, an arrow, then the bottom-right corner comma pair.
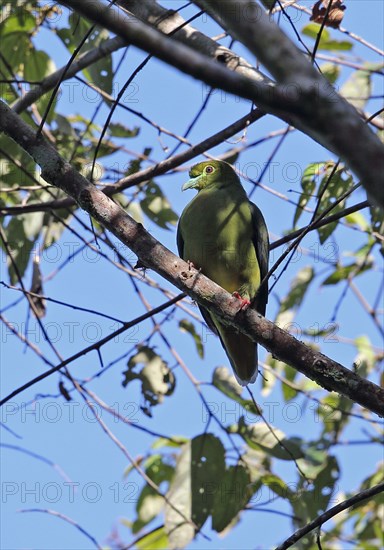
177,160 -> 269,386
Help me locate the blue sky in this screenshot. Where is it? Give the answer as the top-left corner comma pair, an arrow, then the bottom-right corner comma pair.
1,1 -> 383,549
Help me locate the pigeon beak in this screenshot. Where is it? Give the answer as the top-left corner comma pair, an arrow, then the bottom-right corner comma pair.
182,176 -> 200,191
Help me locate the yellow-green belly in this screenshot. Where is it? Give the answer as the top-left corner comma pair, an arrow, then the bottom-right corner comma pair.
180,188 -> 260,298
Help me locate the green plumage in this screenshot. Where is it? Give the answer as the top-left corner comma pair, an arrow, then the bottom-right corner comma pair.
177,160 -> 269,385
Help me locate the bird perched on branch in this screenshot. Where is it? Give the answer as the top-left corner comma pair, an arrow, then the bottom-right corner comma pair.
177,160 -> 269,386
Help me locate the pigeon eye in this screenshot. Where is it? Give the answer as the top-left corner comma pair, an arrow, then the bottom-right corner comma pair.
205,166 -> 214,174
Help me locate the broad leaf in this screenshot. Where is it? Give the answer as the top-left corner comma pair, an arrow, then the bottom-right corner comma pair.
302,23 -> 353,50
320,62 -> 340,84
212,366 -> 260,414
340,63 -> 383,110
141,182 -> 178,230
136,526 -> 169,550
235,417 -> 305,460
57,13 -> 113,93
278,266 -> 314,314
179,319 -> 204,359
293,162 -> 320,227
109,123 -> 140,138
123,346 -> 176,408
211,464 -> 251,533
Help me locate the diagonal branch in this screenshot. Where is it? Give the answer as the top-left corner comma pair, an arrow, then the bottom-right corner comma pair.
1,100 -> 383,416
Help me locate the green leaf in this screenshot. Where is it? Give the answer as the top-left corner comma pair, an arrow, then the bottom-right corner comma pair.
316,393 -> 353,438
164,441 -> 194,549
211,464 -> 251,533
0,11 -> 36,36
126,202 -> 144,224
133,486 -> 164,533
191,434 -> 226,529
322,260 -> 372,285
124,147 -> 152,176
354,335 -> 376,376
136,526 -> 169,550
320,62 -> 340,84
24,50 -> 57,122
123,346 -> 176,407
370,205 -> 384,257
1,214 -> 43,284
261,473 -> 293,500
316,164 -> 353,243
0,136 -> 35,188
344,212 -> 369,231
24,49 -> 52,81
340,63 -> 383,110
145,454 -> 175,485
294,162 -> 322,226
278,266 -> 314,314
141,181 -> 178,230
235,417 -> 305,460
317,39 -> 353,51
213,366 -> 243,400
131,455 -> 175,533
0,31 -> 31,76
212,366 -> 261,414
293,455 -> 340,527
302,23 -> 353,51
57,14 -> 112,93
151,436 -> 189,449
282,364 -> 298,402
179,319 -> 204,359
165,434 -> 228,547
108,123 -> 140,138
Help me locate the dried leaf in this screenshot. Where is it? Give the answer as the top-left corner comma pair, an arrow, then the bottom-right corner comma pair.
310,0 -> 346,29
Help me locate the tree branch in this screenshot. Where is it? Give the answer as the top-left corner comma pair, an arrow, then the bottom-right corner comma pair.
194,0 -> 384,207
56,0 -> 384,208
275,481 -> 384,550
118,0 -> 271,83
1,100 -> 383,416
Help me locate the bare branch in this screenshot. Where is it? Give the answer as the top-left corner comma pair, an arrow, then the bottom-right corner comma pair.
1,100 -> 383,416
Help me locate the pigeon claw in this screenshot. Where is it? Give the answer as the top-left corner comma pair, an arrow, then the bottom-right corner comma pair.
232,292 -> 251,309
